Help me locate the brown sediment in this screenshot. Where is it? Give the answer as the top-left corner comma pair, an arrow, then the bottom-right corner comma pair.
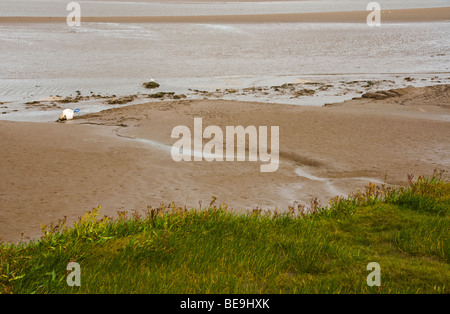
0,7 -> 449,24
0,84 -> 449,243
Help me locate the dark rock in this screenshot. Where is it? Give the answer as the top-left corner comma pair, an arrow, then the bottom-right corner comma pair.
147,92 -> 174,99
107,96 -> 135,104
143,81 -> 160,89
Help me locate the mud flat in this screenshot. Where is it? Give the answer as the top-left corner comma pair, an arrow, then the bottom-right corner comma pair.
0,84 -> 449,243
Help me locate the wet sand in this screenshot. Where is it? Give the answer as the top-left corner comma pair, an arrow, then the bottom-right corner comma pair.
1,84 -> 449,243
1,7 -> 449,24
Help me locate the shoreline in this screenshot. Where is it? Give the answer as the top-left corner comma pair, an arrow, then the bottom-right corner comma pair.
1,84 -> 449,243
2,74 -> 449,122
1,7 -> 449,24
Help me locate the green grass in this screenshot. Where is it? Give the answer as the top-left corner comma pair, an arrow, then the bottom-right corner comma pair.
1,171 -> 449,294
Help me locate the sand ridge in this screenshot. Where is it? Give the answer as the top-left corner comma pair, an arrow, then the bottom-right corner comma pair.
1,7 -> 449,24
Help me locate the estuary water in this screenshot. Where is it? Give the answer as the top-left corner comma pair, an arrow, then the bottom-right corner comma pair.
0,1 -> 449,121
1,0 -> 450,17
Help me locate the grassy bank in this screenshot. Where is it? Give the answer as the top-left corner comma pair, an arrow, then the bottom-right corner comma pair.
1,171 -> 449,294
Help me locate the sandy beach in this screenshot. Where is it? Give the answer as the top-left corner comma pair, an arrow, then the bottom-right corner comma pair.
1,84 -> 449,243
